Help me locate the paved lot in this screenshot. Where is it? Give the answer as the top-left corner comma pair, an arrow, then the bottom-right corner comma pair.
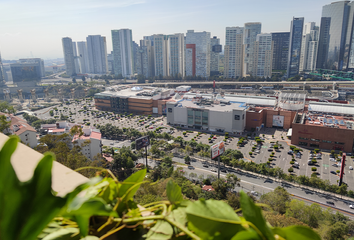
31,99 -> 354,190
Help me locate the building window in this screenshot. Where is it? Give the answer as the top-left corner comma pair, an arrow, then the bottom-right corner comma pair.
234,115 -> 240,120
335,142 -> 345,145
299,142 -> 308,146
299,137 -> 308,140
311,139 -> 320,142
242,114 -> 244,120
322,140 -> 332,143
168,108 -> 172,113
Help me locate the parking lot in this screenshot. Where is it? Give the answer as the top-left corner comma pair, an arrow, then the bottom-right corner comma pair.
31,99 -> 354,190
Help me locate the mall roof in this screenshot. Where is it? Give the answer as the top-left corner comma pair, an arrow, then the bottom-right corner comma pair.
224,94 -> 277,107
308,101 -> 354,115
177,99 -> 246,112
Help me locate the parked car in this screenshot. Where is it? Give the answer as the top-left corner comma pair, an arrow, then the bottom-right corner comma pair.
350,204 -> 354,209
268,148 -> 273,152
350,166 -> 353,170
210,168 -> 217,172
326,201 -> 335,205
188,166 -> 195,170
332,164 -> 338,167
330,171 -> 336,174
330,158 -> 336,162
288,150 -> 293,155
203,164 -> 209,168
251,191 -> 258,196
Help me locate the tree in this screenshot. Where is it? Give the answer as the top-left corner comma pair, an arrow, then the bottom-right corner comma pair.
81,76 -> 86,82
0,115 -> 10,133
72,77 -> 76,83
0,101 -> 15,114
337,184 -> 348,196
325,222 -> 349,240
226,192 -> 240,210
137,74 -> 146,84
184,155 -> 191,164
212,179 -> 228,200
260,186 -> 290,214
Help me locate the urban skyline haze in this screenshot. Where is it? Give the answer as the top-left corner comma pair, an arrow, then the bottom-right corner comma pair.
1,0 -> 329,60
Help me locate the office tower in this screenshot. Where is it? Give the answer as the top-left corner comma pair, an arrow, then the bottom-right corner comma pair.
299,23 -> 319,72
224,27 -> 244,78
72,42 -> 81,74
62,37 -> 76,76
287,17 -> 304,78
77,41 -> 90,73
18,58 -> 45,78
141,39 -> 154,77
10,62 -> 42,86
132,41 -> 139,74
210,36 -> 222,75
111,29 -> 134,78
107,51 -> 114,73
243,22 -> 261,77
185,30 -> 211,78
317,1 -> 354,70
0,52 -> 3,82
86,35 -> 108,74
253,33 -> 273,78
271,32 -> 290,70
168,33 -> 185,78
153,34 -> 169,77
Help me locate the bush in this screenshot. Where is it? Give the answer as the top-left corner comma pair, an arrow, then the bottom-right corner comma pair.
288,167 -> 294,173
249,152 -> 252,156
268,158 -> 273,161
336,170 -> 340,174
311,159 -> 317,164
290,161 -> 295,164
311,167 -> 317,172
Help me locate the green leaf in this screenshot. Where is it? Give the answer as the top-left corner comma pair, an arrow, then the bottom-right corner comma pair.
186,199 -> 244,240
231,230 -> 262,240
66,197 -> 117,236
240,191 -> 274,240
0,136 -> 67,240
80,237 -> 100,240
42,228 -> 80,240
166,180 -> 183,204
145,220 -> 173,240
167,207 -> 188,234
272,226 -> 321,240
98,178 -> 118,204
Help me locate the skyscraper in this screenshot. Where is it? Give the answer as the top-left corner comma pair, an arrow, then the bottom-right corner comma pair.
224,27 -> 244,79
153,34 -> 169,77
18,58 -> 45,77
77,41 -> 90,74
86,35 -> 108,74
168,33 -> 185,78
72,42 -> 81,74
253,33 -> 273,78
141,38 -> 154,77
111,29 -> 134,78
62,37 -> 76,76
287,17 -> 304,78
271,32 -> 290,70
317,1 -> 354,70
0,52 -> 4,82
243,22 -> 261,77
299,23 -> 319,72
185,30 -> 211,78
210,36 -> 221,75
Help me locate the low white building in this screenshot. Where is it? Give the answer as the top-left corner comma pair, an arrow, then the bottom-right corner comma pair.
0,113 -> 37,148
166,99 -> 247,134
41,121 -> 102,160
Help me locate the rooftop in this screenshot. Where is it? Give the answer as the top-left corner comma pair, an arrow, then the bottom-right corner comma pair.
303,113 -> 354,130
0,113 -> 36,135
308,101 -> 354,115
224,94 -> 277,107
176,99 -> 246,112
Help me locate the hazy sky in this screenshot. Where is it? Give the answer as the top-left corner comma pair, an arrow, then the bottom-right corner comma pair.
1,0 -> 330,60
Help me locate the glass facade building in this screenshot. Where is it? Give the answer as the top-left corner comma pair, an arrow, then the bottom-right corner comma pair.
317,1 -> 354,70
271,32 -> 290,70
10,63 -> 41,83
287,17 -> 304,78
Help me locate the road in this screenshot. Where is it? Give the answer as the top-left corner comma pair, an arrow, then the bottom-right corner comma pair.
136,156 -> 354,219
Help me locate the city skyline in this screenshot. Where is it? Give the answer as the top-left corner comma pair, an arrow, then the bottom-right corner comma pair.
1,0 -> 329,60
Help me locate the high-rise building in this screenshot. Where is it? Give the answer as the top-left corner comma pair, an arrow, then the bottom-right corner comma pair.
0,52 -> 4,82
140,39 -> 154,77
243,22 -> 262,77
77,41 -> 90,73
271,32 -> 290,70
287,17 -> 304,78
168,33 -> 185,78
18,58 -> 45,77
224,27 -> 244,79
185,30 -> 211,78
86,35 -> 108,74
111,29 -> 134,78
107,51 -> 114,73
317,1 -> 354,70
299,23 -> 319,72
132,41 -> 139,74
62,37 -> 76,76
210,36 -> 222,75
72,42 -> 81,74
153,34 -> 169,77
253,33 -> 273,78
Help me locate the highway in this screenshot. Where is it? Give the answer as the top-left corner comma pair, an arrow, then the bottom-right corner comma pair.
137,156 -> 354,219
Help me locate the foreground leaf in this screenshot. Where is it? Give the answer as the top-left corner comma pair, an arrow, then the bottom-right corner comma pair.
145,220 -> 173,240
272,226 -> 321,240
186,199 -> 244,239
240,191 -> 274,240
0,137 -> 67,240
42,228 -> 80,240
166,180 -> 183,204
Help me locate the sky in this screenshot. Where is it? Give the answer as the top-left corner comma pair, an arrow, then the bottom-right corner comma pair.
0,0 -> 331,60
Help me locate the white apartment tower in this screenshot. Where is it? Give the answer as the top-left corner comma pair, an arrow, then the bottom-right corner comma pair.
62,37 -> 76,76
168,33 -> 185,78
77,41 -> 90,73
243,22 -> 262,77
224,27 -> 244,78
153,34 -> 169,77
299,22 -> 319,72
72,42 -> 81,74
111,29 -> 134,78
253,33 -> 273,78
185,30 -> 211,78
86,35 -> 108,74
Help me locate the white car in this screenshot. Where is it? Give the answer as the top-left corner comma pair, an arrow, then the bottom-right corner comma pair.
350,166 -> 353,170
210,168 -> 217,172
350,205 -> 354,209
330,158 -> 336,162
251,191 -> 258,196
